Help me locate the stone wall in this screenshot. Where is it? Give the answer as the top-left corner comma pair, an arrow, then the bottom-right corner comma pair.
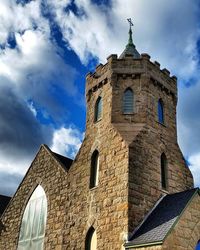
61,76 -> 129,249
128,119 -> 193,232
0,145 -> 68,250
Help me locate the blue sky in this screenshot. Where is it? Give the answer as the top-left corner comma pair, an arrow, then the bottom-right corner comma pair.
0,0 -> 200,195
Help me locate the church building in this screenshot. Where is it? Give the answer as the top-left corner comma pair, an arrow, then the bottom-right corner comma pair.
1,21 -> 200,250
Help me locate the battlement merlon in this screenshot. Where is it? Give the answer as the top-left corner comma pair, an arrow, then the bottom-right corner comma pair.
85,53 -> 177,97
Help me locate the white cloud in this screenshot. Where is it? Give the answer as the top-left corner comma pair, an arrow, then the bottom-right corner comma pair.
48,0 -> 200,79
0,155 -> 31,175
0,29 -> 49,82
47,0 -> 118,64
51,126 -> 83,158
0,0 -> 48,44
27,101 -> 37,117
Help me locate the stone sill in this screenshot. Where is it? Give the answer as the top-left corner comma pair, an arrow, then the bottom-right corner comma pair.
157,121 -> 166,127
94,118 -> 102,124
122,112 -> 135,115
89,186 -> 98,191
161,188 -> 169,194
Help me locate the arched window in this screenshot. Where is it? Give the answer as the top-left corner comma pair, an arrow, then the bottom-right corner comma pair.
18,185 -> 47,250
85,226 -> 97,250
90,150 -> 99,189
195,240 -> 200,250
158,99 -> 164,123
94,97 -> 102,122
123,88 -> 134,114
161,153 -> 168,190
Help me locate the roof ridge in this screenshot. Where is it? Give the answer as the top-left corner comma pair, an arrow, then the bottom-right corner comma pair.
0,194 -> 11,198
166,187 -> 198,197
52,151 -> 73,161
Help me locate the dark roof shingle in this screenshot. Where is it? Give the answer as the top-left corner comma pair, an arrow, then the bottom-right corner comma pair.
0,195 -> 11,216
126,188 -> 198,248
52,152 -> 73,171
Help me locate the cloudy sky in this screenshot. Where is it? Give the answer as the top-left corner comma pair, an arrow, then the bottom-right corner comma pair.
0,0 -> 200,196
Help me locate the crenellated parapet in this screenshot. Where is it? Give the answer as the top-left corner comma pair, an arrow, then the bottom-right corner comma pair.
86,53 -> 177,102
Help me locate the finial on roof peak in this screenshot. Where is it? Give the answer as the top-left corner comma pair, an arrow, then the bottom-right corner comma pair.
119,18 -> 140,59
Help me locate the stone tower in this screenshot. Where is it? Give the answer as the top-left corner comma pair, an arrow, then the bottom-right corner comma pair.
85,23 -> 193,237
0,23 -> 195,250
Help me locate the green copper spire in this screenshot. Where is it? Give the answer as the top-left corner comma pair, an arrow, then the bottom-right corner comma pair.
119,18 -> 140,59
128,27 -> 133,45
127,18 -> 133,46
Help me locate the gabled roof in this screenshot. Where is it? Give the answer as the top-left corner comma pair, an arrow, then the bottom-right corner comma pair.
52,151 -> 73,171
125,188 -> 198,248
0,195 -> 11,216
41,144 -> 73,171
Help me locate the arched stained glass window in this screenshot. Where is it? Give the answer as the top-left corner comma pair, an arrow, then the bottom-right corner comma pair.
123,88 -> 134,113
18,185 -> 47,250
85,226 -> 97,250
161,153 -> 168,190
94,97 -> 102,122
158,99 -> 164,123
90,150 -> 99,189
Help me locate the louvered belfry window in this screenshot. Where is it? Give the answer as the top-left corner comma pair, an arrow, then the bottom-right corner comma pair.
94,97 -> 102,122
123,88 -> 134,113
18,185 -> 47,250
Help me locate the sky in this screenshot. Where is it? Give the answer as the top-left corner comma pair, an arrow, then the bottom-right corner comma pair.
0,0 -> 200,196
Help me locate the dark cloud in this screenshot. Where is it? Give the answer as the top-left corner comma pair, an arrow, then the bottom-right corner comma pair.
0,83 -> 52,159
0,171 -> 23,196
18,54 -> 79,125
0,81 -> 54,195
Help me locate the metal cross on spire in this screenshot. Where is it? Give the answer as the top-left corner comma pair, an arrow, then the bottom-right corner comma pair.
119,18 -> 140,59
127,18 -> 134,46
127,18 -> 134,28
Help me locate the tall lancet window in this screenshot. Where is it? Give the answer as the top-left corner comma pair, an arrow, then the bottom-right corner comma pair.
85,226 -> 97,250
18,185 -> 47,250
94,97 -> 102,122
158,99 -> 164,124
161,153 -> 168,190
123,88 -> 134,113
90,150 -> 99,189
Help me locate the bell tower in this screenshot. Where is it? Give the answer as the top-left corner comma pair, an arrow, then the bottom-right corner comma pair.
84,19 -> 193,243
